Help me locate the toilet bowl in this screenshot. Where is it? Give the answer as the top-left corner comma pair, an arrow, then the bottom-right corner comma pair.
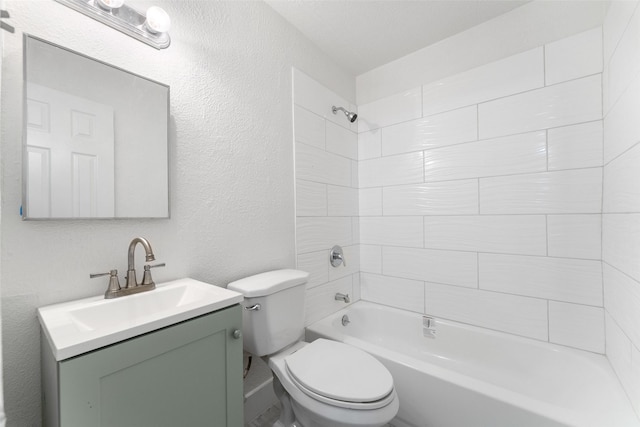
268,340 -> 399,427
228,269 -> 399,427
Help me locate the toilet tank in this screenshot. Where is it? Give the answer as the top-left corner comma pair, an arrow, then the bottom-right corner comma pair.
228,269 -> 309,356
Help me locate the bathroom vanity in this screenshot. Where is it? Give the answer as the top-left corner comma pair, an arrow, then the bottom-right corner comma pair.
38,279 -> 244,427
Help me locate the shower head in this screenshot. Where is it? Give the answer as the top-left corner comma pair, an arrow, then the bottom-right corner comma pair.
332,106 -> 358,123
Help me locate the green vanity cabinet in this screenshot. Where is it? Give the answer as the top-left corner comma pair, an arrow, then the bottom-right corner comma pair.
42,304 -> 243,427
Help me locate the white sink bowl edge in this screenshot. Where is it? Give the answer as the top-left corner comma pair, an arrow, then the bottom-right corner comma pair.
37,278 -> 243,361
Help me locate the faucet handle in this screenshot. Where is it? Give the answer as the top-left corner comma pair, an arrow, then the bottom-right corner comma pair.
141,263 -> 165,286
90,269 -> 121,298
330,245 -> 346,267
90,270 -> 112,279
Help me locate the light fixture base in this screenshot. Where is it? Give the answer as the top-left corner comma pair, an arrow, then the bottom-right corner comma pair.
54,0 -> 170,50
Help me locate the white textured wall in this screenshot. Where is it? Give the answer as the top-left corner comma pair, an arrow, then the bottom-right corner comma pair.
293,69 -> 360,325
0,1 -> 354,425
357,27 -> 605,353
0,0 -> 5,423
603,0 -> 640,417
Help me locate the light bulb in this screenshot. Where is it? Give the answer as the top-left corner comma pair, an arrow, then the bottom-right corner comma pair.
96,0 -> 124,11
144,6 -> 171,34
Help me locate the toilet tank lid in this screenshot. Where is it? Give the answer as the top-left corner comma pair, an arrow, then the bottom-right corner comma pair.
227,269 -> 309,297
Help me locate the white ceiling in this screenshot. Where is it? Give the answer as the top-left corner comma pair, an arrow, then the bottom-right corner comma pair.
265,0 -> 529,76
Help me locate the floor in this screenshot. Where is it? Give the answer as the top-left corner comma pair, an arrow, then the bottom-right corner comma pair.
245,403 -> 281,427
245,402 -> 395,427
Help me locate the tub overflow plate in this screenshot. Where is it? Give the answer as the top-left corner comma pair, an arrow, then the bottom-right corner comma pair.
423,316 -> 436,339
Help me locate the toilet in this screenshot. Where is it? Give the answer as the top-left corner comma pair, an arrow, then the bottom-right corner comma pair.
228,269 -> 399,427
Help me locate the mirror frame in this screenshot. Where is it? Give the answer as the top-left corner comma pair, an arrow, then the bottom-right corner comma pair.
22,34 -> 171,220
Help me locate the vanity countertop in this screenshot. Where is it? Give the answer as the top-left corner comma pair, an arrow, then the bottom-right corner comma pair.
38,278 -> 243,361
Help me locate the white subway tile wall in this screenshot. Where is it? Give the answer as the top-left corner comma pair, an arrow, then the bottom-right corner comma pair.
547,214 -> 602,260
295,142 -> 352,187
293,69 -> 360,325
294,24 -> 640,410
358,129 -> 382,160
383,246 -> 478,288
356,27 -> 605,353
422,131 -> 547,182
603,214 -> 640,287
294,105 -> 326,149
424,215 -> 547,256
295,180 -> 326,217
548,301 -> 605,353
360,216 -> 424,247
603,143 -> 640,213
603,1 -> 638,65
359,152 -> 424,188
296,217 -> 352,254
361,273 -> 425,313
604,72 -> 640,163
381,106 -> 478,156
327,185 -> 359,217
604,265 -> 640,349
326,122 -> 358,160
359,187 -> 383,216
479,168 -> 603,214
607,4 -> 640,112
296,251 -> 328,289
547,120 -> 603,171
606,311 -> 636,406
360,245 -> 382,274
425,282 -> 549,341
383,180 -> 478,216
478,75 -> 602,139
478,254 -> 603,306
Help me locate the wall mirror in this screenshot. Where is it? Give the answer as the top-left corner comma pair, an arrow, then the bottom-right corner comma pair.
22,35 -> 169,219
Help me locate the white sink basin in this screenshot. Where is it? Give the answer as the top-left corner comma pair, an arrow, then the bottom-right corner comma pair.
38,278 -> 243,361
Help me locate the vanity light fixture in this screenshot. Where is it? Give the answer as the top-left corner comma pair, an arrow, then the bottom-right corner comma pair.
54,0 -> 171,49
144,6 -> 171,34
95,0 -> 124,11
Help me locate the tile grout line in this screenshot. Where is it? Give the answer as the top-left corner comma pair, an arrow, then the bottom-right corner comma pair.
542,44 -> 547,87
547,300 -> 551,343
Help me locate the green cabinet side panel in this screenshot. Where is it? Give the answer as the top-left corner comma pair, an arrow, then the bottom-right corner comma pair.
58,305 -> 243,427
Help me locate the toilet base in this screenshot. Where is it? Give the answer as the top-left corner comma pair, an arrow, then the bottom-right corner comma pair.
272,374 -> 300,427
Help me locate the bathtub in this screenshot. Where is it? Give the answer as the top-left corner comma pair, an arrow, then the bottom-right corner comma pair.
305,301 -> 639,427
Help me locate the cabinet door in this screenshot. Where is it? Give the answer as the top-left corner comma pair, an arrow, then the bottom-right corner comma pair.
59,305 -> 243,427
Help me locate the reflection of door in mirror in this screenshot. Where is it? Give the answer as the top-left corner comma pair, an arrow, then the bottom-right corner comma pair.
23,35 -> 169,219
26,83 -> 115,218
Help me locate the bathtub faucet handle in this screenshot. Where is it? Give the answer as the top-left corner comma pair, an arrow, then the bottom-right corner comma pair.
330,245 -> 346,267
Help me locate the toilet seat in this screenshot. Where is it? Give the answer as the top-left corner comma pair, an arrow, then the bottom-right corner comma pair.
284,339 -> 395,410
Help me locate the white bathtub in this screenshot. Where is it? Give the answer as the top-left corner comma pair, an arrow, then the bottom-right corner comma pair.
305,301 -> 639,427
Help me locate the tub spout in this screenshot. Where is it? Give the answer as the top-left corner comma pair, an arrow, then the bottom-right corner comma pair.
335,293 -> 350,303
